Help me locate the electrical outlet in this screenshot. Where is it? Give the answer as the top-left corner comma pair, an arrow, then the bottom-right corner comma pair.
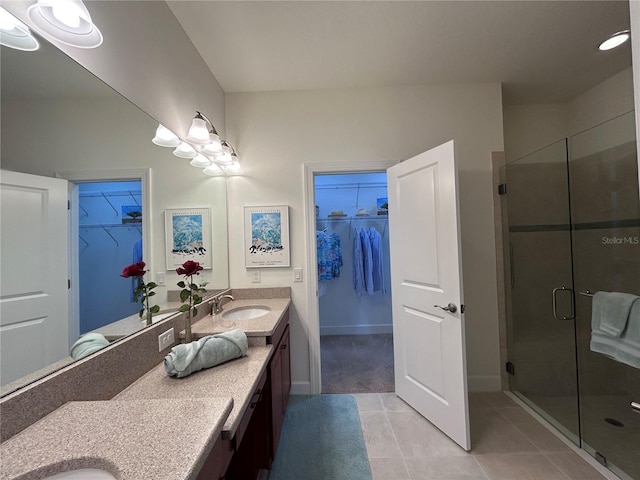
251,269 -> 261,283
158,327 -> 174,352
156,272 -> 165,285
293,267 -> 303,282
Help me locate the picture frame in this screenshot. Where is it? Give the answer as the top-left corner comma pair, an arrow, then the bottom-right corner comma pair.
244,205 -> 290,268
165,208 -> 212,269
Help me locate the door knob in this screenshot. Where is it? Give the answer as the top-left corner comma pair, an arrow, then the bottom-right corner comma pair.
434,303 -> 457,313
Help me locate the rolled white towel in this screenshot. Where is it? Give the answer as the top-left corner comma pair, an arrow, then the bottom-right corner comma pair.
164,328 -> 248,378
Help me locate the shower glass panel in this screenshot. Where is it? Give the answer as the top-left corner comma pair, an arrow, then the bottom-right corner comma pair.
502,139 -> 580,444
569,110 -> 640,480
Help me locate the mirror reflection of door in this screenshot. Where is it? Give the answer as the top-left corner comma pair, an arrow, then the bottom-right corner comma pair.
75,180 -> 143,335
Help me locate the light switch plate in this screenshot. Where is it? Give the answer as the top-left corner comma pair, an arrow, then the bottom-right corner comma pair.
158,327 -> 174,351
293,267 -> 303,282
156,272 -> 165,285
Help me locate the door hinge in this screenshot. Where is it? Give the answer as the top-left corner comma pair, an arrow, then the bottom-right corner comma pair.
461,304 -> 465,314
498,184 -> 507,195
505,361 -> 515,375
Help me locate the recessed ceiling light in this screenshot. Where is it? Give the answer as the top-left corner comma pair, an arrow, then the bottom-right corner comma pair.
598,30 -> 630,51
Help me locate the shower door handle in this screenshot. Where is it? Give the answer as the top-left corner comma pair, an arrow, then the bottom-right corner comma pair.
552,286 -> 575,320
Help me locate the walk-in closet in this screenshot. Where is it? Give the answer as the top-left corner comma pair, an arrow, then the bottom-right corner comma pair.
314,172 -> 394,393
78,180 -> 143,333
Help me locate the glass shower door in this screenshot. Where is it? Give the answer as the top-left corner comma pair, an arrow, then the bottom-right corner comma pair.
502,139 -> 581,444
569,111 -> 640,480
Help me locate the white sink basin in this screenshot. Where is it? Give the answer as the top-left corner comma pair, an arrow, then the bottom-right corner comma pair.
43,469 -> 117,480
221,306 -> 271,321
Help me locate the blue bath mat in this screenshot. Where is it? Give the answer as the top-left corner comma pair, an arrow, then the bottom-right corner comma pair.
269,394 -> 372,480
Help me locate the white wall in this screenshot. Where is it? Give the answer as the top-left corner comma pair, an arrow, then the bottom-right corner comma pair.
504,67 -> 636,163
3,0 -> 225,140
225,83 -> 505,392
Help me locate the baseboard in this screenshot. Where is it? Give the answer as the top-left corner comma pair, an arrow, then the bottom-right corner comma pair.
290,381 -> 311,395
467,375 -> 502,392
320,324 -> 393,336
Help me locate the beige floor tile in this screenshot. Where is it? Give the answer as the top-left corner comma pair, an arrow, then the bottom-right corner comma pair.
404,456 -> 488,480
381,393 -> 413,412
470,409 -> 539,455
387,410 -> 467,458
545,452 -> 607,480
360,411 -> 403,459
474,453 -> 569,480
369,457 -> 411,480
496,407 -> 571,453
354,393 -> 385,412
469,392 -> 494,412
480,392 -> 517,408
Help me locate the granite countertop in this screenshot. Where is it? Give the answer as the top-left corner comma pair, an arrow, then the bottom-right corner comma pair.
0,397 -> 233,480
189,298 -> 291,342
114,345 -> 273,439
93,303 -> 183,341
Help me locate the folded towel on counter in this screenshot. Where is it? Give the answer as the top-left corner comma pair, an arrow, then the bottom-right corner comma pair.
164,328 -> 248,378
592,291 -> 639,337
591,296 -> 640,369
70,332 -> 109,360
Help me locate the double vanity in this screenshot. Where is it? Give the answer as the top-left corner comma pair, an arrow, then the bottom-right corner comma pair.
0,289 -> 291,480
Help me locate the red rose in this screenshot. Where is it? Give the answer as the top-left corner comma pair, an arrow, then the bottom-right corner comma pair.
120,261 -> 147,278
176,260 -> 203,276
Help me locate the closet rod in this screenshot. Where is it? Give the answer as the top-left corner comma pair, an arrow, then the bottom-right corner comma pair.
80,224 -> 141,229
315,183 -> 387,190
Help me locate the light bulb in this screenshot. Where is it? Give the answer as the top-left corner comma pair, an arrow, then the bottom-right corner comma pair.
52,2 -> 82,28
0,8 -> 18,31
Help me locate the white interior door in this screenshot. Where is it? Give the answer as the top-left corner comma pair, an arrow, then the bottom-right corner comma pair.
1,170 -> 69,387
388,140 -> 470,450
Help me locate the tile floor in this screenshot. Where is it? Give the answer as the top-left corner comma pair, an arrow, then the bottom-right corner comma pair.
354,391 -> 609,480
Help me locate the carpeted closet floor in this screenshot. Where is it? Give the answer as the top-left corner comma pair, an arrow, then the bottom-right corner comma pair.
321,334 -> 394,393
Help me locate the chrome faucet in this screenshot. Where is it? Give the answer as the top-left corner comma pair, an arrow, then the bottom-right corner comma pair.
211,294 -> 235,315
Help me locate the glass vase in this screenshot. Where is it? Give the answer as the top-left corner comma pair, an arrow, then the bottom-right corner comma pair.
184,309 -> 193,343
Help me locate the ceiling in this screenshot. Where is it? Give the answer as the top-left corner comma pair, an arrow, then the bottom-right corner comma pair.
167,0 -> 633,105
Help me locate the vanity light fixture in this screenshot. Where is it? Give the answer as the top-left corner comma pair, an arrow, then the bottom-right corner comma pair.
189,153 -> 213,168
598,29 -> 630,51
173,141 -> 198,159
0,6 -> 39,51
203,163 -> 224,176
152,124 -> 181,147
152,111 -> 241,175
27,0 -> 103,49
223,161 -> 243,176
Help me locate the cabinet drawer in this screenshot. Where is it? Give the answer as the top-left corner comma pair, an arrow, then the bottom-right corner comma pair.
234,367 -> 267,449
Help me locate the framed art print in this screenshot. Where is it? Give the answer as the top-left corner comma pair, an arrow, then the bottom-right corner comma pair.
165,208 -> 212,269
244,205 -> 290,267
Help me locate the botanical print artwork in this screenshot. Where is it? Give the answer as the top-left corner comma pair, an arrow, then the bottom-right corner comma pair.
172,214 -> 205,256
250,212 -> 283,254
244,206 -> 290,267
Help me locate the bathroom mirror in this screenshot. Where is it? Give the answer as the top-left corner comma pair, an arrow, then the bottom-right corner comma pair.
0,31 -> 229,396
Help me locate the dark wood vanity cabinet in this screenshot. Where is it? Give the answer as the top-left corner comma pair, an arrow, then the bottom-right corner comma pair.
197,307 -> 291,480
269,324 -> 291,458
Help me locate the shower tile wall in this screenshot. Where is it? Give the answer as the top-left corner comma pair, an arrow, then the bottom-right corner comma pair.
569,137 -> 640,480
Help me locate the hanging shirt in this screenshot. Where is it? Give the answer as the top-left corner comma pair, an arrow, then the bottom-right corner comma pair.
353,227 -> 365,295
317,230 -> 343,281
369,227 -> 385,294
360,228 -> 374,295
